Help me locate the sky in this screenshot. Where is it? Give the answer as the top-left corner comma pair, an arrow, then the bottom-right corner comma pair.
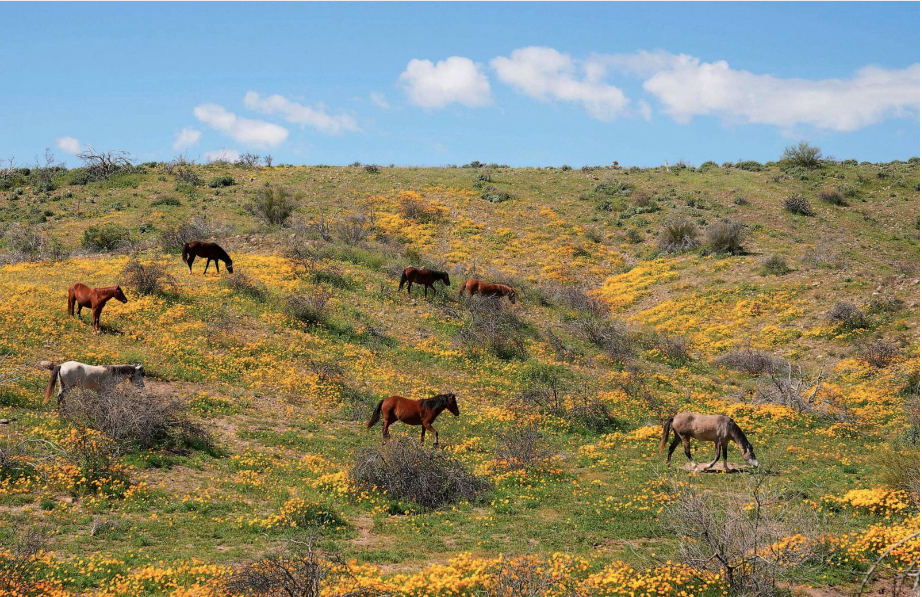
0,2 -> 919,168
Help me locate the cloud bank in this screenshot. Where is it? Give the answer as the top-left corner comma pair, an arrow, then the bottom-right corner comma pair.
243,92 -> 361,135
399,56 -> 492,109
193,104 -> 288,147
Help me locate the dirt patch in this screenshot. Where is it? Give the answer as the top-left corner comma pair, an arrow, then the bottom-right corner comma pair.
680,461 -> 752,474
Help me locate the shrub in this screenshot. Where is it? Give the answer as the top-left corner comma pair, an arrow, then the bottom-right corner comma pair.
351,438 -> 488,509
803,242 -> 846,270
817,189 -> 846,206
286,288 -> 332,325
159,216 -> 216,253
250,186 -> 300,227
759,254 -> 791,276
62,385 -> 210,451
715,348 -> 782,375
594,181 -> 633,196
826,302 -> 866,329
223,537 -> 350,596
120,258 -> 176,295
782,141 -> 822,168
208,176 -> 235,188
363,164 -> 380,173
150,196 -> 181,207
481,188 -> 513,203
736,160 -> 763,172
2,224 -> 68,264
234,152 -> 261,169
650,333 -> 691,362
223,272 -> 267,300
573,315 -> 633,362
866,294 -> 903,315
658,218 -> 698,254
82,223 -> 131,252
860,339 -> 898,368
335,213 -> 371,244
783,194 -> 814,215
456,297 -> 527,360
698,161 -> 719,172
705,221 -> 745,255
494,424 -> 551,471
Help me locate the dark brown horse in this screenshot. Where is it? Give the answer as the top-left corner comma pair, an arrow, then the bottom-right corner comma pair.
660,412 -> 759,470
68,283 -> 127,334
366,393 -> 459,447
459,279 -> 516,303
182,241 -> 234,275
398,267 -> 450,297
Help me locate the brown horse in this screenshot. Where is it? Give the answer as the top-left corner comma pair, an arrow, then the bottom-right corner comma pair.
68,283 -> 127,334
182,241 -> 234,275
366,393 -> 459,447
398,267 -> 450,297
459,279 -> 516,303
660,412 -> 759,470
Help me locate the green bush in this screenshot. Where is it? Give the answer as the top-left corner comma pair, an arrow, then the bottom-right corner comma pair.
736,160 -> 762,172
208,176 -> 235,188
481,188 -> 513,203
250,186 -> 300,226
817,189 -> 847,206
705,221 -> 745,255
82,223 -> 131,252
782,141 -> 822,168
783,194 -> 814,216
151,196 -> 181,207
658,219 -> 698,254
759,255 -> 791,276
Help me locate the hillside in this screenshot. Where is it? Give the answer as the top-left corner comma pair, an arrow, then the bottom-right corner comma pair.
0,158 -> 919,596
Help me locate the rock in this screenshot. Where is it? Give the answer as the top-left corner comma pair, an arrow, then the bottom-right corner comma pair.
0,419 -> 10,425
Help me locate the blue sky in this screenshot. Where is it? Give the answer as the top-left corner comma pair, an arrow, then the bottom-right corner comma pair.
0,2 -> 918,167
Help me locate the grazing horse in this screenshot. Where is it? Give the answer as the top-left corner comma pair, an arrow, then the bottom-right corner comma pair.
398,267 -> 450,297
182,241 -> 234,275
366,393 -> 459,447
660,412 -> 759,470
43,360 -> 145,408
68,283 -> 127,334
459,279 -> 516,303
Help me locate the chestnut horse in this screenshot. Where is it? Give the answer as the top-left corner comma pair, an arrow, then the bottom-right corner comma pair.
68,283 -> 127,334
182,241 -> 234,275
366,393 -> 459,447
660,412 -> 759,470
398,267 -> 450,297
459,279 -> 516,303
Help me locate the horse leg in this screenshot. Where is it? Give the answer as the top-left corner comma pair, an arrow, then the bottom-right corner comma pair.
215,260 -> 220,273
722,440 -> 729,471
203,259 -> 211,274
706,441 -> 721,470
406,281 -> 412,295
186,255 -> 195,273
68,294 -> 75,317
682,436 -> 695,465
666,435 -> 681,465
420,426 -> 426,446
92,306 -> 102,334
423,422 -> 438,447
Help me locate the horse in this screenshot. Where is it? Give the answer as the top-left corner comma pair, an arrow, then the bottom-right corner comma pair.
68,283 -> 127,334
43,360 -> 145,408
459,279 -> 516,303
366,393 -> 459,447
182,241 -> 234,275
660,412 -> 759,470
398,267 -> 450,297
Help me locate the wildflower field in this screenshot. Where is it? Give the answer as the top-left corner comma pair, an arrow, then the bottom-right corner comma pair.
0,159 -> 918,595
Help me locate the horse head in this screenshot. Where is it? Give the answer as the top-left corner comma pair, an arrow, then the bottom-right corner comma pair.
114,286 -> 128,303
226,261 -> 234,274
508,288 -> 517,304
742,442 -> 758,467
131,365 -> 146,388
445,393 -> 459,416
441,272 -> 451,287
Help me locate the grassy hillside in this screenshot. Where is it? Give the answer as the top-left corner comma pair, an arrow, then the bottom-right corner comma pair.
0,158 -> 919,596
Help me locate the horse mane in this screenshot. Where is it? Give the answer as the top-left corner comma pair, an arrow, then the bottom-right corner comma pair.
106,364 -> 137,376
727,419 -> 751,451
421,393 -> 452,410
213,244 -> 232,263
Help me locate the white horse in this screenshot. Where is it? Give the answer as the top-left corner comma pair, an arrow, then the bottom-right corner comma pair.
660,412 -> 759,470
43,360 -> 145,408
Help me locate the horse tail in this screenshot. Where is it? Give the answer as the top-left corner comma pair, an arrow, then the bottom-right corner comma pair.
398,270 -> 408,290
659,416 -> 674,451
43,365 -> 61,405
366,400 -> 384,428
181,243 -> 191,265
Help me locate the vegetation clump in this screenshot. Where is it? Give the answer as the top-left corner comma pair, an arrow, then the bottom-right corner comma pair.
82,223 -> 131,252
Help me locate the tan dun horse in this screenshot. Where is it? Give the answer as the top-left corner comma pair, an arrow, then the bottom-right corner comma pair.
660,412 -> 759,470
459,279 -> 516,303
68,283 -> 128,334
366,393 -> 459,447
398,267 -> 450,297
182,241 -> 234,275
44,360 -> 145,408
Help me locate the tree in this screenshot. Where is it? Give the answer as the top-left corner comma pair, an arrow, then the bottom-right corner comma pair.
781,141 -> 822,168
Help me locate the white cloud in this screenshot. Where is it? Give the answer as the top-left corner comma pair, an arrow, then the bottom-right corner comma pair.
491,47 -> 629,121
242,91 -> 361,135
203,148 -> 240,163
193,104 -> 288,147
399,56 -> 492,109
172,127 -> 202,151
588,49 -> 697,78
636,54 -> 920,132
56,136 -> 82,154
370,92 -> 390,109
